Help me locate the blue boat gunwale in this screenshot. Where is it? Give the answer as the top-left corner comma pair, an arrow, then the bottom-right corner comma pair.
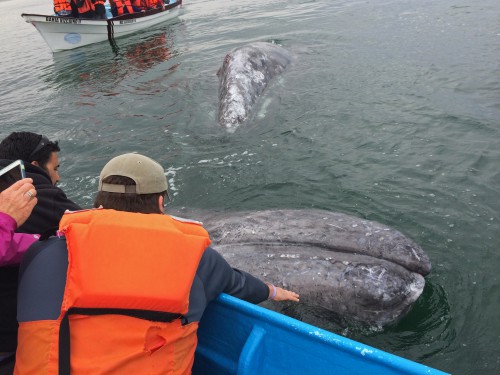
195,293 -> 449,375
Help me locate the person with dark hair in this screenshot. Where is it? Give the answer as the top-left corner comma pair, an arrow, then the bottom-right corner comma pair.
0,132 -> 81,237
0,132 -> 80,374
53,0 -> 72,16
72,0 -> 96,18
14,153 -> 299,374
110,0 -> 142,16
0,179 -> 39,374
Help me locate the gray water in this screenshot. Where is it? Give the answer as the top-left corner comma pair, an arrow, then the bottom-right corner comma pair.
1,0 -> 499,373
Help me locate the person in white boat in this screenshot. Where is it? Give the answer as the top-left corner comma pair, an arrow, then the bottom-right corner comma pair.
110,0 -> 137,16
110,0 -> 165,16
72,0 -> 106,19
141,0 -> 166,11
53,0 -> 72,16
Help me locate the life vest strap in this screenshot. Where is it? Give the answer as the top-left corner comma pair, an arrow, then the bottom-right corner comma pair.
58,307 -> 184,375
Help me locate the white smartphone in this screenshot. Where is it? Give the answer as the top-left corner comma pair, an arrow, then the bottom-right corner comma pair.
0,160 -> 27,192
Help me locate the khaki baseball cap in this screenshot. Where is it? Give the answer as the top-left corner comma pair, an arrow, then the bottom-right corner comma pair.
98,153 -> 170,197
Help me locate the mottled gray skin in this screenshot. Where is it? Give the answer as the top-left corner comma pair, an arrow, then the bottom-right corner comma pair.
217,42 -> 292,129
173,208 -> 431,326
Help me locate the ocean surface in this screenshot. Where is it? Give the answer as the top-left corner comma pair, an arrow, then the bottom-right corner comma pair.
1,0 -> 499,373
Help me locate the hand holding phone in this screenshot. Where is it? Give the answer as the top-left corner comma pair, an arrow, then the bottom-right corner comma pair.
0,160 -> 26,192
0,177 -> 37,227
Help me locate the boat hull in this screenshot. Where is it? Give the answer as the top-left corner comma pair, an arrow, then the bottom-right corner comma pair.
21,1 -> 181,52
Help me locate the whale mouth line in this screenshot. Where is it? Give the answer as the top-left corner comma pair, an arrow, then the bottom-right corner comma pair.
215,240 -> 416,270
217,240 -> 361,253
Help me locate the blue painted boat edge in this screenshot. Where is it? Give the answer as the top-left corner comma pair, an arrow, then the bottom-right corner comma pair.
194,293 -> 449,375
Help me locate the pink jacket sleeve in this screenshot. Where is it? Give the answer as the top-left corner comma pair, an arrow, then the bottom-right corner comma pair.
0,212 -> 40,266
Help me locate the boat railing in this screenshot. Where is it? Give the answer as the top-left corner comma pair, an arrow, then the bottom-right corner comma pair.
194,293 -> 450,375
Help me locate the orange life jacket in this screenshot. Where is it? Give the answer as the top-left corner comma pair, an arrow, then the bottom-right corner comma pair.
144,0 -> 162,9
54,0 -> 71,13
77,0 -> 94,14
114,0 -> 134,15
131,0 -> 143,8
15,209 -> 210,375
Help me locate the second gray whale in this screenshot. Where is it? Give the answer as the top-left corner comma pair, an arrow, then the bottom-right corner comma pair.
217,42 -> 292,129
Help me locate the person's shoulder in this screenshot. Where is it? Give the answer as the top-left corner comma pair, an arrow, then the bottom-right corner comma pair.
35,183 -> 75,202
21,236 -> 67,271
53,191 -> 82,210
26,236 -> 67,255
198,246 -> 225,269
32,180 -> 81,210
24,164 -> 52,186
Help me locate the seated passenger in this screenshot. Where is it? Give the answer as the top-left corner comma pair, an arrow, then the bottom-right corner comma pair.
93,0 -> 107,19
123,0 -> 164,13
110,0 -> 137,16
53,0 -> 72,16
0,132 -> 81,237
72,0 -> 105,19
142,0 -> 165,10
72,0 -> 95,18
0,132 -> 81,374
0,132 -> 81,236
14,153 -> 299,374
0,179 -> 38,375
68,0 -> 79,17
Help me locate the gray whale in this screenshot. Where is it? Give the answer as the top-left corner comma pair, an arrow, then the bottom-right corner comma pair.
175,208 -> 431,326
217,42 -> 291,129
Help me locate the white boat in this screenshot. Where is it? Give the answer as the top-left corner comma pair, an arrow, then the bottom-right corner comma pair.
21,1 -> 182,53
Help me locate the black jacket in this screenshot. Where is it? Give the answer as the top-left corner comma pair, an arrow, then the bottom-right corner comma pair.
0,265 -> 19,352
0,159 -> 82,237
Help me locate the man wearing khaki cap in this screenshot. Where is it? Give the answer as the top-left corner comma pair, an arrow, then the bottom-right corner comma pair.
14,153 -> 299,374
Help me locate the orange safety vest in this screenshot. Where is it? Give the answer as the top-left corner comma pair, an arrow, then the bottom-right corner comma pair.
144,0 -> 161,9
15,209 -> 211,375
76,0 -> 94,14
114,0 -> 134,15
54,0 -> 71,13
